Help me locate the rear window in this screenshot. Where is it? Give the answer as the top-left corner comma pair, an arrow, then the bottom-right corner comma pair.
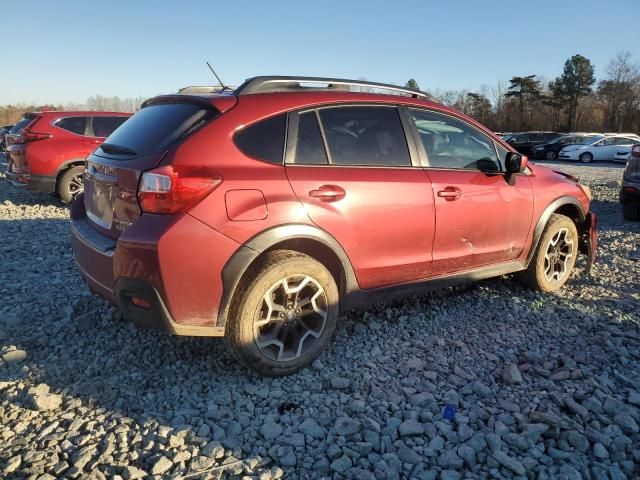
98,102 -> 217,157
55,117 -> 89,135
234,114 -> 287,164
91,116 -> 128,137
9,117 -> 34,134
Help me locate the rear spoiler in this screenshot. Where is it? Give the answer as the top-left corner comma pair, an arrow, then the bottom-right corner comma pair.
141,94 -> 237,114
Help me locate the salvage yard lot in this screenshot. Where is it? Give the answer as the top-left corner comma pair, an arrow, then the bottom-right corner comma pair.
1,160 -> 639,479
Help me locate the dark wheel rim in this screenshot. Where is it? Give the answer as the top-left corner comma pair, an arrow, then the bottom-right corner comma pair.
546,151 -> 556,160
68,173 -> 84,199
543,228 -> 574,282
253,275 -> 327,362
581,153 -> 592,163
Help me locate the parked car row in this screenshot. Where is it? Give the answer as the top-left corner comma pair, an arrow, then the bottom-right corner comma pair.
0,123 -> 14,155
502,131 -> 640,163
3,111 -> 131,202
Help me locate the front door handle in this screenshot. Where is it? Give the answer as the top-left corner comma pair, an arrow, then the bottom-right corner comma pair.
437,187 -> 463,201
309,184 -> 346,202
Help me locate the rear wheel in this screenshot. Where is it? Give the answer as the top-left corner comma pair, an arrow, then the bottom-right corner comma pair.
519,214 -> 578,292
545,150 -> 556,161
58,166 -> 84,204
580,152 -> 593,164
227,250 -> 339,376
623,201 -> 640,221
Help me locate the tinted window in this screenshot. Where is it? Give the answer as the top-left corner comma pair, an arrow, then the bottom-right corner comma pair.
10,117 -> 34,134
234,114 -> 286,164
616,137 -> 635,145
318,106 -> 411,167
602,137 -> 617,146
410,109 -> 500,171
291,112 -> 328,165
100,102 -> 217,157
92,116 -> 128,137
55,117 -> 88,135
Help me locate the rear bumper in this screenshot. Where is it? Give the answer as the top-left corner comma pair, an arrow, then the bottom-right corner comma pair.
70,196 -> 239,336
620,183 -> 640,204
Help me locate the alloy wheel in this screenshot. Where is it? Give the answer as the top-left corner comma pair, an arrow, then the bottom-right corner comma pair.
546,151 -> 556,161
69,173 -> 84,199
543,228 -> 574,282
253,275 -> 328,362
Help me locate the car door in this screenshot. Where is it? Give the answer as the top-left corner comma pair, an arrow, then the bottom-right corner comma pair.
285,105 -> 436,289
614,137 -> 636,159
407,108 -> 533,275
594,137 -> 618,160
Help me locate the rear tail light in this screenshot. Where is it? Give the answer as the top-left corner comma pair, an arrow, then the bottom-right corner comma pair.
138,165 -> 222,214
16,131 -> 51,144
632,145 -> 640,158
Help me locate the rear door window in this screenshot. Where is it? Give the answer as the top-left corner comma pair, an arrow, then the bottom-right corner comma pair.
99,102 -> 217,158
318,106 -> 411,167
234,113 -> 287,164
55,117 -> 89,135
291,111 -> 328,165
91,116 -> 128,137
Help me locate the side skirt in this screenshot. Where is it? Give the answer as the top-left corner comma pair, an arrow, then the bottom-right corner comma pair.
343,260 -> 525,310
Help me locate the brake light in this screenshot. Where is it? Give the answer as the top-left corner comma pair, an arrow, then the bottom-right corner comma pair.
632,145 -> 640,158
17,131 -> 51,144
138,165 -> 222,214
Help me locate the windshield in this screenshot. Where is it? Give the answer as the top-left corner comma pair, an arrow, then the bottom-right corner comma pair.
578,135 -> 603,145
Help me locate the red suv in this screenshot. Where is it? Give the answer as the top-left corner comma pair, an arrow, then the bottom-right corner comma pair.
71,76 -> 597,376
5,111 -> 131,202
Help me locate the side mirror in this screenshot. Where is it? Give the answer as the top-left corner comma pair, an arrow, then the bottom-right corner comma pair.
505,152 -> 527,174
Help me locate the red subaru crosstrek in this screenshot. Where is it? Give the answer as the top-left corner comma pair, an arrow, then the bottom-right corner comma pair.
71,76 -> 597,376
6,111 -> 131,203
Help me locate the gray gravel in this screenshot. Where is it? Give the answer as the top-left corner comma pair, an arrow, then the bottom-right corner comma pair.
1,159 -> 639,479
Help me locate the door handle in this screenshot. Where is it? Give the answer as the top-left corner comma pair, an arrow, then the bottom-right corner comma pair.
308,185 -> 346,202
437,187 -> 463,201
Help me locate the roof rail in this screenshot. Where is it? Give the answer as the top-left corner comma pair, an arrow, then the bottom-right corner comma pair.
177,85 -> 235,94
234,76 -> 433,100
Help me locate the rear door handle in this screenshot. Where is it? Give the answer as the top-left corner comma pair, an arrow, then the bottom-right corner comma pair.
308,185 -> 346,202
437,187 -> 463,201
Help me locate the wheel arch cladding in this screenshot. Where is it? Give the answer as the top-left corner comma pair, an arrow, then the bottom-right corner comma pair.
217,224 -> 358,328
526,196 -> 586,267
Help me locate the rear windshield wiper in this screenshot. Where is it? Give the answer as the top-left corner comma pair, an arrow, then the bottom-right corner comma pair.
100,143 -> 137,155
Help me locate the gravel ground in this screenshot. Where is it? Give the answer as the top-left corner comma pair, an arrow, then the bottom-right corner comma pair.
1,158 -> 639,480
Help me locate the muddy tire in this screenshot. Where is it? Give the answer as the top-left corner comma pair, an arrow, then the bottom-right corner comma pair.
57,166 -> 84,204
518,214 -> 578,292
226,250 -> 339,376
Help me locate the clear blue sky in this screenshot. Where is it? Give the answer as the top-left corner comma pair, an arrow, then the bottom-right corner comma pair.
2,0 -> 638,105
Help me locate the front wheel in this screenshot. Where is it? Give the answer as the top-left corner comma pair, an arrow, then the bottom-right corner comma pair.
58,166 -> 84,204
518,214 -> 578,292
580,152 -> 593,164
227,250 -> 339,376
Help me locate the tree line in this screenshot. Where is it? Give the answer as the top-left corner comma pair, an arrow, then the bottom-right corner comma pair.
407,51 -> 639,133
2,51 -> 638,134
0,95 -> 146,126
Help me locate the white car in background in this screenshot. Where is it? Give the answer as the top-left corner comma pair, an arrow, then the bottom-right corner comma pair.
559,134 -> 640,163
615,141 -> 640,163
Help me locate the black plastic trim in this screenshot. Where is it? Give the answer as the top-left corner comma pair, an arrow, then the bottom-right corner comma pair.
115,278 -> 224,336
525,196 -> 586,266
